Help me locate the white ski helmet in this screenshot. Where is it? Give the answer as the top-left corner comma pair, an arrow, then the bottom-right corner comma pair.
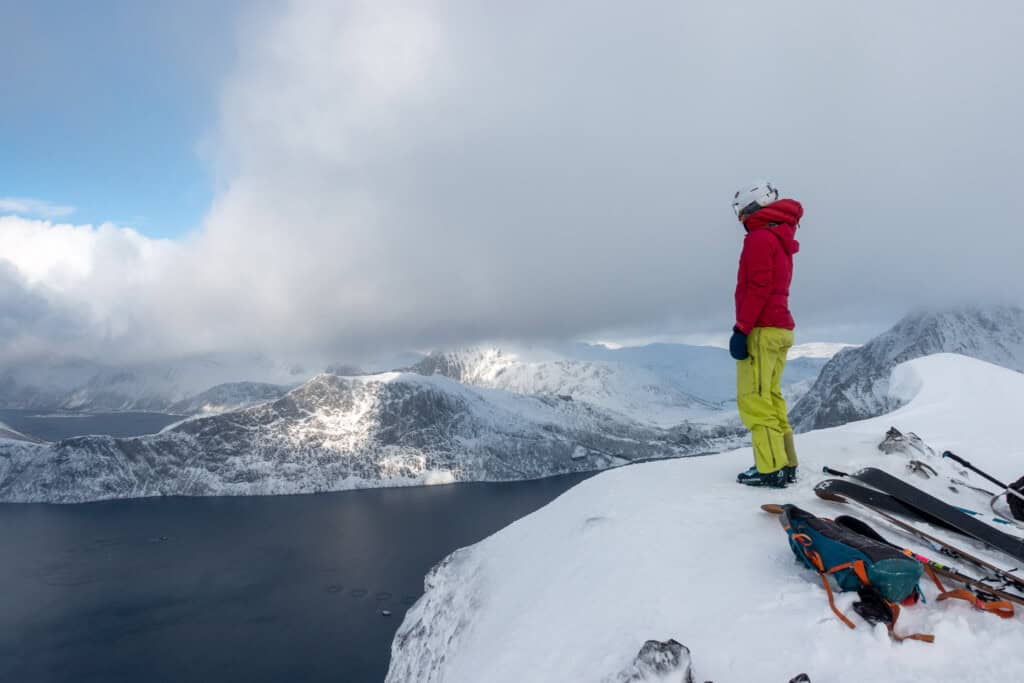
732,180 -> 779,218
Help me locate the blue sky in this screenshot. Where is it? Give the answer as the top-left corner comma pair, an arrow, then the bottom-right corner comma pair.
1,1 -> 250,237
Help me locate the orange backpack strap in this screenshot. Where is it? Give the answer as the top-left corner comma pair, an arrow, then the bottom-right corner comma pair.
885,602 -> 936,644
926,563 -> 1015,618
818,573 -> 856,630
923,564 -> 946,592
825,559 -> 870,586
937,589 -> 1015,619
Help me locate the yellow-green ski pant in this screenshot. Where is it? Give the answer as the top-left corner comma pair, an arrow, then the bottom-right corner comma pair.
737,327 -> 795,474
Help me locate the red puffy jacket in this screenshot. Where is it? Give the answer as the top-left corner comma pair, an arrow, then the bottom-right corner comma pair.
734,198 -> 802,335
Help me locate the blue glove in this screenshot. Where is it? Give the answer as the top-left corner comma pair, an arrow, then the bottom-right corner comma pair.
729,327 -> 749,360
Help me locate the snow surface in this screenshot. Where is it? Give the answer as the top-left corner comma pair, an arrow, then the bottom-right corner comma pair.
788,342 -> 858,360
561,342 -> 829,406
388,354 -> 1024,683
411,345 -> 830,427
166,381 -> 292,416
412,347 -> 722,427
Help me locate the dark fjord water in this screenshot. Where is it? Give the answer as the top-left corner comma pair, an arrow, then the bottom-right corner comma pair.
0,409 -> 183,441
0,463 -> 593,682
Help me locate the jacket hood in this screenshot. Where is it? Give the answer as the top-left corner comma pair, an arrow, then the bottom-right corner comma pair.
745,198 -> 802,255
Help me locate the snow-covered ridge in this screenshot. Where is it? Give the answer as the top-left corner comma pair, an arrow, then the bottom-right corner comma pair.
788,342 -> 858,360
0,353 -> 309,413
0,372 -> 742,504
410,347 -> 720,427
387,353 -> 1024,683
167,381 -> 292,416
565,341 -> 830,405
0,340 -> 835,427
410,344 -> 828,426
790,305 -> 1024,432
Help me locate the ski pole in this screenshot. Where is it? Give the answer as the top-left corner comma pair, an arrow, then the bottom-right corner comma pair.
902,547 -> 955,572
943,451 -> 1024,505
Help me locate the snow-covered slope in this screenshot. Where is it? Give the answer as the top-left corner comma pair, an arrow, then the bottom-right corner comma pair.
0,372 -> 741,504
411,348 -> 720,427
167,381 -> 292,416
388,354 -> 1024,683
564,342 -> 830,405
788,342 -> 858,360
411,344 -> 833,427
791,306 -> 1024,433
0,353 -> 309,412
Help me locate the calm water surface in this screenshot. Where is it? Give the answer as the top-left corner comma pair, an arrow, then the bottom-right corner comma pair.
0,409 -> 182,441
0,474 -> 593,682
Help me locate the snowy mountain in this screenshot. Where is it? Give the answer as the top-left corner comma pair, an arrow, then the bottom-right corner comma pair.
0,353 -> 309,412
790,306 -> 1024,432
562,342 -> 830,405
410,348 -> 720,427
0,340 -> 833,425
410,344 -> 833,426
167,382 -> 292,416
0,372 -> 741,504
387,354 -> 1024,682
788,342 -> 858,359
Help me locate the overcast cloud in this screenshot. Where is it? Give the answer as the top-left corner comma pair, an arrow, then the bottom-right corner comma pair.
3,0 -> 1023,364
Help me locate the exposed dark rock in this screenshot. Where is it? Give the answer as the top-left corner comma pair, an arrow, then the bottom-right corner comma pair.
878,427 -> 935,459
616,639 -> 694,683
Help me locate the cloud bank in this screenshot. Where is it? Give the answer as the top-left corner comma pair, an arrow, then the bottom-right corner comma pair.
3,0 -> 1023,363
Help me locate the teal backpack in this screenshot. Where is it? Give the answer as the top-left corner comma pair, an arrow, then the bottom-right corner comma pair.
775,504 -> 933,642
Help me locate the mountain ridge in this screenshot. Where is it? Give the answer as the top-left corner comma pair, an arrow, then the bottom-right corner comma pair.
790,305 -> 1024,432
0,371 -> 741,503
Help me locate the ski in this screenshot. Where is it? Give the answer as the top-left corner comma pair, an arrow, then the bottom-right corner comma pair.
814,483 -> 1024,595
850,467 -> 1024,564
815,476 -> 961,534
823,466 -> 1013,524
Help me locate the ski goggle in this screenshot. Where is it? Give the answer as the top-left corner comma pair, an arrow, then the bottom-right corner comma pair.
733,200 -> 761,218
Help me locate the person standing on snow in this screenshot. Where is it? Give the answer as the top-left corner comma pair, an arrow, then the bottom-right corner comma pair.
729,181 -> 802,488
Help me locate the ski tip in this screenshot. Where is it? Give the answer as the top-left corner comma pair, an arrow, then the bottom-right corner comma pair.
813,485 -> 847,503
761,503 -> 785,515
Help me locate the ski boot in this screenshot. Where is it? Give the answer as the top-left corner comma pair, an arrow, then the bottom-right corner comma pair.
736,466 -> 787,488
783,465 -> 798,484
